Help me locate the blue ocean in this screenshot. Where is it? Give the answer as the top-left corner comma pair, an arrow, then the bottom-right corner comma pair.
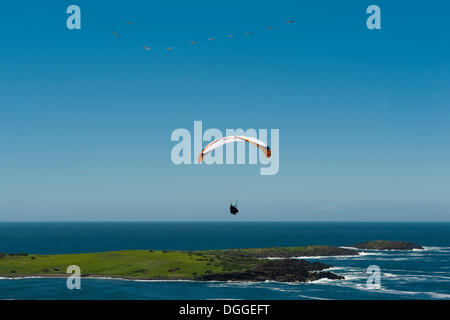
0,222 -> 449,300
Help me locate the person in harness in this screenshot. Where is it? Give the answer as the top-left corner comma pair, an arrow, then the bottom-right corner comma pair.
229,201 -> 239,215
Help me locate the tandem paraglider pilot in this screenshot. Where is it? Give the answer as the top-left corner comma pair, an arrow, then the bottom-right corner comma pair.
229,201 -> 239,215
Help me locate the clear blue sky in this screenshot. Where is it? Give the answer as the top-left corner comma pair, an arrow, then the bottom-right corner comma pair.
1,1 -> 449,221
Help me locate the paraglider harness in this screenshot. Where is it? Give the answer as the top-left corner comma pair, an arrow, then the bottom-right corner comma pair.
229,201 -> 239,215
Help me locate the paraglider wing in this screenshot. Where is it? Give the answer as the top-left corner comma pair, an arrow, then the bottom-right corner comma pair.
239,136 -> 272,158
198,136 -> 271,164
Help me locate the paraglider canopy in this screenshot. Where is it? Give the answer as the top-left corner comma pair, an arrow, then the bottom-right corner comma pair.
198,135 -> 271,164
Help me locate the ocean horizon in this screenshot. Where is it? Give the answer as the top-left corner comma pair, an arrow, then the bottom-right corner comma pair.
0,221 -> 449,253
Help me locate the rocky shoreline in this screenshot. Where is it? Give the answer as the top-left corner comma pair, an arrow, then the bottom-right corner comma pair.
209,246 -> 358,258
195,259 -> 343,282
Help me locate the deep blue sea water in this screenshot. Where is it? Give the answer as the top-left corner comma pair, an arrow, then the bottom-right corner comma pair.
0,222 -> 449,300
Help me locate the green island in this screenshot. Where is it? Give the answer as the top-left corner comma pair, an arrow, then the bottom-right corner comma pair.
0,246 -> 357,283
352,240 -> 423,250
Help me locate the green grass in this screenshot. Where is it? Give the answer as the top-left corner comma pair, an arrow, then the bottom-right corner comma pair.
0,250 -> 227,279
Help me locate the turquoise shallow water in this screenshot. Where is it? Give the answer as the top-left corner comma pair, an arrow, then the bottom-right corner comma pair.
0,222 -> 449,299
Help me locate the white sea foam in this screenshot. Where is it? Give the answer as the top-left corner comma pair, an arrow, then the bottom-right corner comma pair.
314,274 -> 450,299
358,251 -> 385,256
422,246 -> 450,252
395,274 -> 450,282
291,254 -> 358,260
381,272 -> 399,278
266,287 -> 294,292
0,276 -> 51,280
0,275 -> 195,283
339,246 -> 359,250
426,292 -> 450,299
340,274 -> 366,281
207,281 -> 258,288
297,294 -> 330,300
307,277 -> 337,284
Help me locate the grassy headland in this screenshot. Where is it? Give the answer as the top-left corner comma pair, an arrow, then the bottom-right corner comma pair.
0,246 -> 357,282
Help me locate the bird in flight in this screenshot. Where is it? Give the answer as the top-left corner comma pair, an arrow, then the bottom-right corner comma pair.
108,17 -> 296,52
110,30 -> 120,38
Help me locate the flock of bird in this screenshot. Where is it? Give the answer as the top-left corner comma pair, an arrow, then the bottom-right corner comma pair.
109,19 -> 294,52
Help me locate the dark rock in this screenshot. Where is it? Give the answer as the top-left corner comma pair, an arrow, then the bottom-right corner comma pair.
0,252 -> 28,259
214,246 -> 358,258
195,259 -> 343,283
